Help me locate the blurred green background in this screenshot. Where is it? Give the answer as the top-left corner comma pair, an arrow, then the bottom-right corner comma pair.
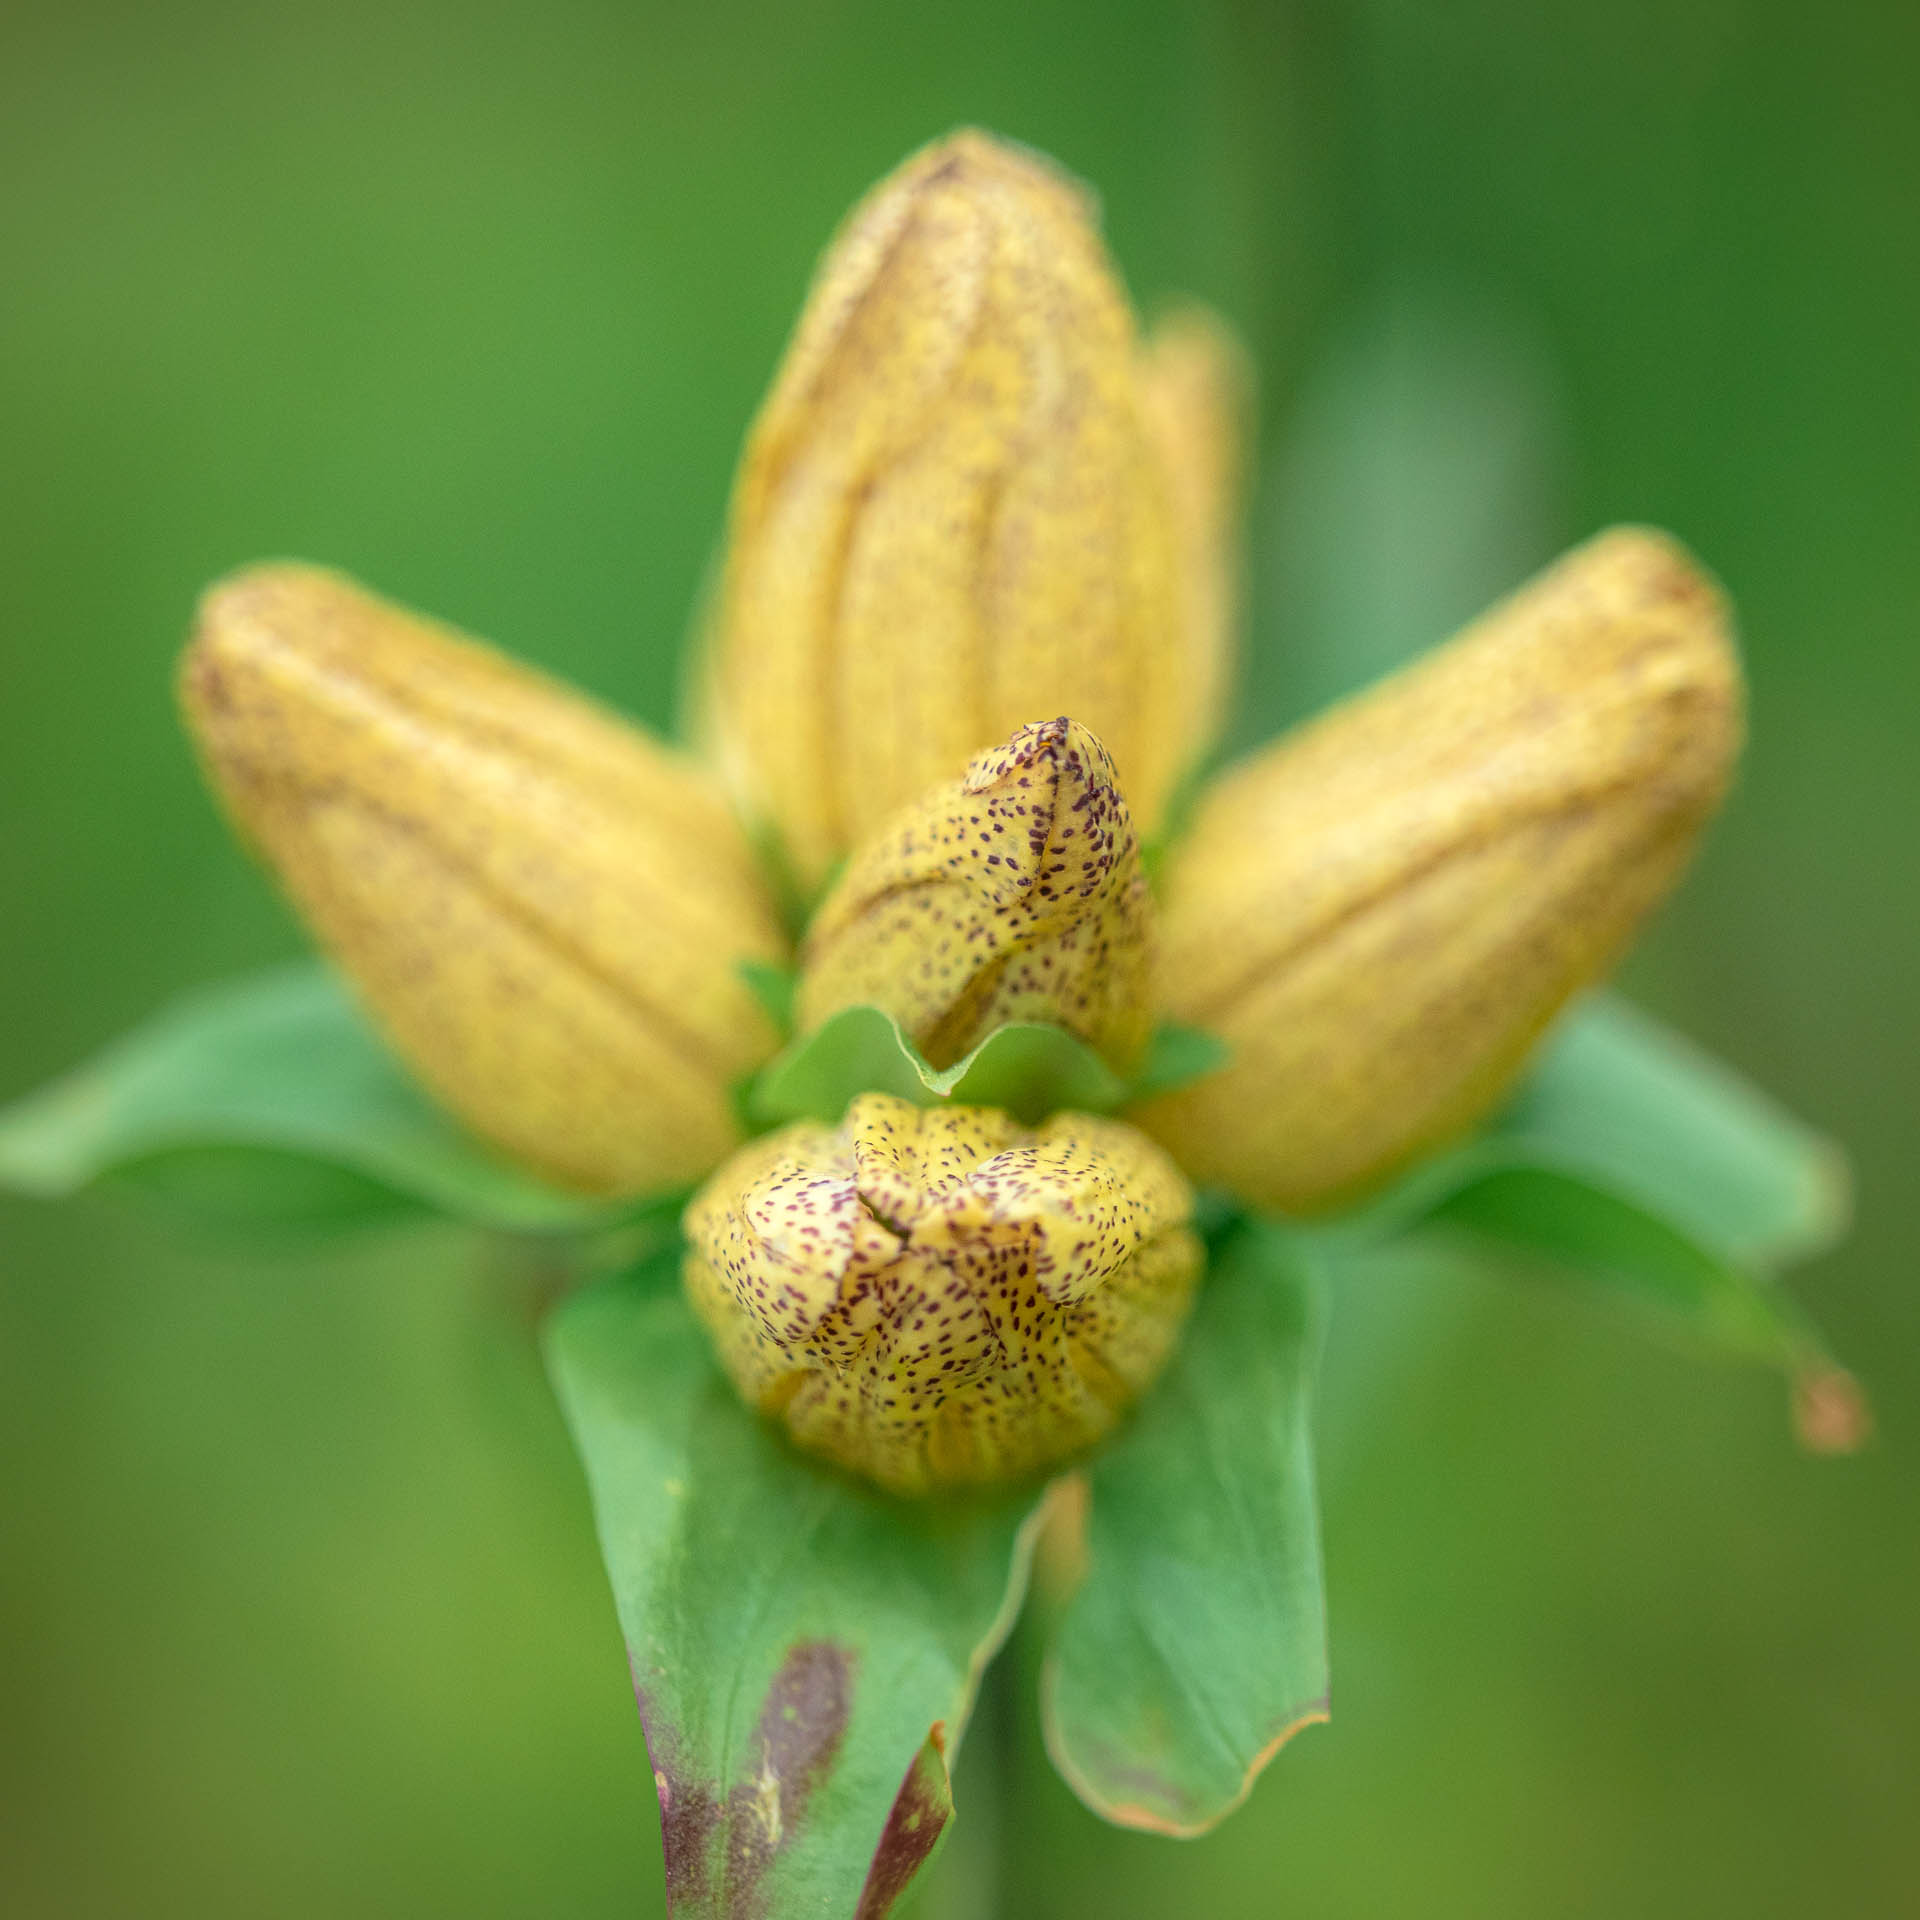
2,1 -> 1914,1914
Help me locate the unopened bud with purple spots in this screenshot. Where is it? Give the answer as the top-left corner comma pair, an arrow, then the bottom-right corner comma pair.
794,717 -> 1155,1072
682,1092 -> 1200,1495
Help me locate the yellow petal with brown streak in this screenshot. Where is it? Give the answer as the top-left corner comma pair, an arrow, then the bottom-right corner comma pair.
180,564 -> 785,1197
1136,527 -> 1744,1213
710,130 -> 1191,894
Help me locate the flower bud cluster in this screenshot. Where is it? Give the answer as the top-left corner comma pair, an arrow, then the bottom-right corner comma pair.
173,131 -> 1757,1497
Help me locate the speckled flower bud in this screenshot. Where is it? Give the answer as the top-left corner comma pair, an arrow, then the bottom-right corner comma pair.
683,1093 -> 1201,1495
794,717 -> 1155,1071
709,129 -> 1192,895
181,564 -> 786,1197
1137,527 -> 1745,1213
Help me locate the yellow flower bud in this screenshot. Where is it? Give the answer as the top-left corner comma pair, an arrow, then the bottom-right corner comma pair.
710,129 -> 1190,895
1137,303 -> 1254,795
683,1093 -> 1201,1495
1136,527 -> 1745,1213
180,564 -> 786,1197
793,717 -> 1155,1071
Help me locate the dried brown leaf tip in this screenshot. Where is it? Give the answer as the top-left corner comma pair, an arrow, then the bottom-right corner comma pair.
1792,1365 -> 1873,1456
683,1093 -> 1200,1496
795,717 -> 1155,1071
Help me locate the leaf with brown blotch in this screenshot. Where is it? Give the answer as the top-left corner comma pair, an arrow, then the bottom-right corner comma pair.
545,1264 -> 1048,1918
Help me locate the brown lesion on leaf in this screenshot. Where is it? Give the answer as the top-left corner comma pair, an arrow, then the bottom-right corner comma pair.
723,1638 -> 854,1905
639,1639 -> 858,1918
633,1659 -> 724,1914
855,1724 -> 954,1920
654,1756 -> 723,1911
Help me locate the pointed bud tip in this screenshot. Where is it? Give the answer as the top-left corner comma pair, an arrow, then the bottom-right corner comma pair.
1592,523 -> 1729,613
904,126 -> 1095,211
1581,523 -> 1744,696
181,562 -> 302,699
952,715 -> 1136,913
189,559 -> 344,645
180,562 -> 375,755
963,715 -> 1117,794
796,716 -> 1154,1070
1577,523 -> 1747,808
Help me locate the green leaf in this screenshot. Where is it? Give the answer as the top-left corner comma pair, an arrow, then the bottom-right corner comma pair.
1426,1165 -> 1815,1365
1125,1023 -> 1230,1105
545,1266 -> 1049,1920
747,1006 -> 1126,1127
1494,994 -> 1851,1269
1318,995 -> 1850,1284
1421,1162 -> 1867,1451
738,959 -> 799,1039
749,1006 -> 1128,1125
747,1006 -> 947,1124
104,1143 -> 426,1230
1321,1140 -> 1823,1371
1320,1159 -> 1867,1450
939,1022 -> 1128,1118
1042,1220 -> 1328,1835
0,964 -> 628,1234
747,1005 -> 1223,1131
1303,1000 -> 1866,1447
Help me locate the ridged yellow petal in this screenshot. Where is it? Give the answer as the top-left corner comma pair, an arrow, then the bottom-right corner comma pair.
794,717 -> 1155,1070
710,129 -> 1192,894
683,1093 -> 1200,1495
1136,527 -> 1745,1212
180,564 -> 785,1196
